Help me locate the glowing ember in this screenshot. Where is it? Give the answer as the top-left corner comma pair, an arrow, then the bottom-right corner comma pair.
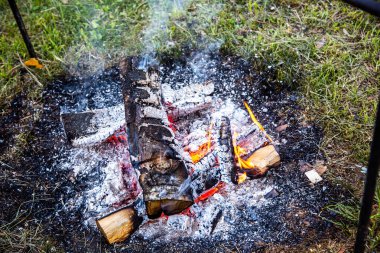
243,101 -> 273,142
195,181 -> 225,203
187,121 -> 214,163
188,142 -> 211,163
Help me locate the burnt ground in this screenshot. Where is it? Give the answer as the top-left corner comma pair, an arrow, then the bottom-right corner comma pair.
0,53 -> 349,252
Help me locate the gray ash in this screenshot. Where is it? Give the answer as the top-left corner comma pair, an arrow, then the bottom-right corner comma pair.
0,54 -> 348,252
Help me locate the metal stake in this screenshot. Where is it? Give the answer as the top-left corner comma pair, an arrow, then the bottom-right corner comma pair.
354,97 -> 380,253
7,0 -> 37,58
339,2 -> 380,252
343,0 -> 380,17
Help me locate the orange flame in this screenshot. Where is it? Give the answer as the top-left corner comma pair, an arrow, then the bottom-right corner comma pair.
188,121 -> 214,163
233,131 -> 256,170
243,101 -> 273,142
188,142 -> 211,163
236,172 -> 247,184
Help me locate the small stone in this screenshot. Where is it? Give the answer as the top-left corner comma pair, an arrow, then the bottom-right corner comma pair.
314,160 -> 327,175
305,169 -> 323,184
275,124 -> 288,132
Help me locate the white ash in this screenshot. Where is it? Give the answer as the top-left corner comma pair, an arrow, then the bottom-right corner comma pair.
132,179 -> 274,241
67,104 -> 125,147
56,142 -> 140,228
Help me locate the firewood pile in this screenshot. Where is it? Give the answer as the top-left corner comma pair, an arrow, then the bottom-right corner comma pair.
60,57 -> 280,244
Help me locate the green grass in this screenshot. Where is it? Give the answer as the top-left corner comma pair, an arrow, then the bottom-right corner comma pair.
0,0 -> 147,105
1,0 -> 380,251
327,184 -> 380,251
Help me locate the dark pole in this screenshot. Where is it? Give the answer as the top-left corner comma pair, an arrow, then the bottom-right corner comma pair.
343,0 -> 380,16
354,98 -> 380,253
339,1 -> 380,252
7,0 -> 37,58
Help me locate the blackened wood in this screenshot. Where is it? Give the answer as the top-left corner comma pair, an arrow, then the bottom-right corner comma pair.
214,117 -> 235,183
120,57 -> 193,217
60,105 -> 125,147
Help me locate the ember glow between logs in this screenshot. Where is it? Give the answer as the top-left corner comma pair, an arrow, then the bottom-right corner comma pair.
187,101 -> 273,186
187,121 -> 214,163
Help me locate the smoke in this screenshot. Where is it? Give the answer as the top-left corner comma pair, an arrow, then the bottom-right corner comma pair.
139,0 -> 223,69
139,0 -> 194,68
62,0 -> 224,75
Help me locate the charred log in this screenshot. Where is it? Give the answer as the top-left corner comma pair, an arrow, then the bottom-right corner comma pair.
214,116 -> 235,184
60,104 -> 125,147
120,57 -> 193,218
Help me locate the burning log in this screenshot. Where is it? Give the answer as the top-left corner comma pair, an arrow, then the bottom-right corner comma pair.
192,151 -> 217,172
60,104 -> 125,147
96,206 -> 142,244
189,117 -> 235,198
120,57 -> 193,219
238,144 -> 280,178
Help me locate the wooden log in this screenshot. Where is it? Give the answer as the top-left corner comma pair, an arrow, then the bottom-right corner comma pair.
240,144 -> 280,177
96,207 -> 142,244
167,102 -> 213,122
120,57 -> 193,218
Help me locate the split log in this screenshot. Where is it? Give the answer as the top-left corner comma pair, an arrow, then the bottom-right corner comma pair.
96,206 -> 142,244
60,104 -> 125,147
120,58 -> 193,219
240,144 -> 280,178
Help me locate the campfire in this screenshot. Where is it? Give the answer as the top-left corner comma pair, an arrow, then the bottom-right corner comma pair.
60,57 -> 280,244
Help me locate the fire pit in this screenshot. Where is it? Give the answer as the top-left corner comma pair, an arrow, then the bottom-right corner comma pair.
22,53 -> 345,252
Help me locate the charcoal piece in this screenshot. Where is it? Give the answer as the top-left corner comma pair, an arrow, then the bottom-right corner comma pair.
213,116 -> 235,183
